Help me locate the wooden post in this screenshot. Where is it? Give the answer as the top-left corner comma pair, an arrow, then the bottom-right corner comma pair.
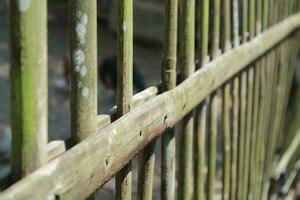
9,0 -> 48,182
160,0 -> 178,199
115,0 -> 133,199
178,0 -> 195,198
70,0 -> 97,144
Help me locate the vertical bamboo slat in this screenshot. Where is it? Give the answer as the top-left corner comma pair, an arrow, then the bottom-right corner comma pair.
248,0 -> 263,198
236,0 -> 248,198
221,0 -> 231,199
230,0 -> 240,199
160,0 -> 178,199
70,0 -> 97,144
194,0 -> 209,199
10,0 -> 48,182
70,1 -> 97,198
252,0 -> 269,198
207,0 -> 220,199
257,1 -> 279,197
115,0 -> 133,199
241,0 -> 256,198
178,0 -> 195,198
137,142 -> 155,200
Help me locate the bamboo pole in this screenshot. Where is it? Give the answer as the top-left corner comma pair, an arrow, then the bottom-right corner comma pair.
258,1 -> 281,198
2,14 -> 300,199
69,1 -> 97,198
178,0 -> 195,198
260,43 -> 282,199
248,0 -> 264,198
280,48 -> 300,159
115,0 -> 133,199
230,1 -> 240,199
263,40 -> 290,199
257,12 -> 298,199
252,0 -> 271,198
248,50 -> 260,200
241,0 -> 256,198
160,0 -> 178,199
194,101 -> 207,200
272,37 -> 297,197
137,142 -> 155,200
242,0 -> 248,43
221,0 -> 231,200
269,34 -> 300,198
242,64 -> 254,200
255,53 -> 274,200
254,59 -> 267,200
236,0 -> 248,199
194,0 -> 209,199
69,0 -> 97,144
207,0 -> 220,200
9,0 -> 48,182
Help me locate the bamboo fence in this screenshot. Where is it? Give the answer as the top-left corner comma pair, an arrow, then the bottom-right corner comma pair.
1,0 -> 300,199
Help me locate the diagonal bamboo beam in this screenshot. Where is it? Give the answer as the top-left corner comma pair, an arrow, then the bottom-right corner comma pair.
1,12 -> 300,200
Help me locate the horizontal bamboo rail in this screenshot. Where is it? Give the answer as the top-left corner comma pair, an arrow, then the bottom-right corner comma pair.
1,12 -> 300,200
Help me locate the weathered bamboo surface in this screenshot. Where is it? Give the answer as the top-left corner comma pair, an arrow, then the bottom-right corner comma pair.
160,0 -> 178,199
70,0 -> 97,145
178,0 -> 195,198
9,0 -> 48,182
115,0 -> 133,198
1,12 -> 300,200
